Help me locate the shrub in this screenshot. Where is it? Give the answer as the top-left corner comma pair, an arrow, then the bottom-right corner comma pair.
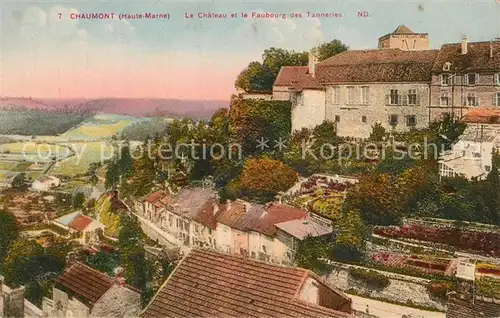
476,277 -> 500,299
426,280 -> 454,299
348,267 -> 390,289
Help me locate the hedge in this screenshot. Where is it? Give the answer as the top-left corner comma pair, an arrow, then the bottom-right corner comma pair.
348,267 -> 390,289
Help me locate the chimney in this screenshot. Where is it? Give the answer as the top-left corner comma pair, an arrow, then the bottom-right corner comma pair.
490,40 -> 494,58
308,49 -> 318,77
3,286 -> 25,318
461,37 -> 468,55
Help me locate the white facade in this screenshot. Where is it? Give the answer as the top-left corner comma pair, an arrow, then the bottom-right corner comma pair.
32,176 -> 60,192
291,90 -> 326,132
439,124 -> 500,180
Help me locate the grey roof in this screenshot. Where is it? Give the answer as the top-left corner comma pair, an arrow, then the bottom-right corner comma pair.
459,126 -> 500,142
167,187 -> 214,218
90,284 -> 141,318
275,217 -> 332,240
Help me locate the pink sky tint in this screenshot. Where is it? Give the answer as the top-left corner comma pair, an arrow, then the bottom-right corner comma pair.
2,65 -> 238,100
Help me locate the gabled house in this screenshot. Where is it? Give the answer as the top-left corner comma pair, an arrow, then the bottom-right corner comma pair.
31,175 -> 60,192
135,190 -> 171,223
43,262 -> 140,318
53,212 -> 105,245
141,249 -> 354,318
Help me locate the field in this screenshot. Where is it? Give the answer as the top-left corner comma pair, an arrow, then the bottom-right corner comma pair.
51,141 -> 115,176
60,114 -> 146,140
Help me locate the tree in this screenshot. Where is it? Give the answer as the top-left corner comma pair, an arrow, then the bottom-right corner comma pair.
238,156 -> 298,202
72,192 -> 86,209
332,210 -> 368,262
295,236 -> 331,274
369,123 -> 387,142
0,210 -> 19,270
315,40 -> 348,61
344,171 -> 402,225
11,173 -> 27,190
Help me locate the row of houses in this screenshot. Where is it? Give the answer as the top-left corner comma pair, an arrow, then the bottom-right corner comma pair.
134,187 -> 333,265
257,25 -> 500,139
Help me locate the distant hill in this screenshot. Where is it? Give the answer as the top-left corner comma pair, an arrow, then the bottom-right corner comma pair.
0,97 -> 229,119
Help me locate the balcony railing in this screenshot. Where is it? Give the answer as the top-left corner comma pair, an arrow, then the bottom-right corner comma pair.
385,94 -> 421,106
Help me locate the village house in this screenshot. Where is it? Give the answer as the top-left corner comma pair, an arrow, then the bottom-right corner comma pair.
429,39 -> 500,122
135,188 -> 332,265
141,248 -> 354,318
43,262 -> 141,318
439,108 -> 500,180
31,175 -> 60,192
0,276 -> 42,318
53,211 -> 105,245
134,190 -> 172,224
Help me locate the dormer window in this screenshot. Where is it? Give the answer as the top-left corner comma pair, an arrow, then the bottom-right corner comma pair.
465,73 -> 478,86
443,62 -> 451,71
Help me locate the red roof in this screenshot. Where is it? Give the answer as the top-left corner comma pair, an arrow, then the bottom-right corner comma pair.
460,108 -> 500,124
274,66 -> 322,90
142,249 -> 353,318
142,190 -> 167,204
251,203 -> 308,236
55,262 -> 114,305
192,196 -> 218,230
68,214 -> 94,231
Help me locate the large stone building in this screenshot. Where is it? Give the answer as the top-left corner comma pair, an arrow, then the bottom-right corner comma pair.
272,25 -> 500,139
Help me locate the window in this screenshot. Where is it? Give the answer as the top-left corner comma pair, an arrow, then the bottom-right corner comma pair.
251,251 -> 256,258
361,116 -> 367,123
168,214 -> 173,228
347,86 -> 356,105
494,93 -> 500,106
440,92 -> 450,106
465,73 -> 477,86
443,62 -> 451,71
441,74 -> 451,86
485,165 -> 491,172
408,89 -> 417,105
406,115 -> 417,127
389,89 -> 399,105
466,93 -> 479,107
495,74 -> 500,86
389,114 -> 398,126
361,86 -> 369,105
331,86 -> 340,104
473,152 -> 481,158
335,115 -> 340,122
262,245 -> 267,253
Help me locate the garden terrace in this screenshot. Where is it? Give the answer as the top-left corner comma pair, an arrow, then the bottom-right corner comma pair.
370,251 -> 454,276
374,223 -> 500,256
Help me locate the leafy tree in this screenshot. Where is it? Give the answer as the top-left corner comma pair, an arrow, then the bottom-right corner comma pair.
11,173 -> 27,190
429,113 -> 466,151
332,210 -> 368,262
85,251 -> 121,276
0,210 -> 19,271
72,192 -> 86,209
238,156 -> 298,202
344,171 -> 402,225
229,97 -> 291,155
369,123 -> 387,142
295,236 -> 331,274
315,40 -> 349,61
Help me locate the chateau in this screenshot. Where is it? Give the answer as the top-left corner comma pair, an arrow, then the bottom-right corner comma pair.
271,25 -> 500,138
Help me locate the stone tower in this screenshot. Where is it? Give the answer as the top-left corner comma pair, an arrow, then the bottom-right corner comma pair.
378,25 -> 429,51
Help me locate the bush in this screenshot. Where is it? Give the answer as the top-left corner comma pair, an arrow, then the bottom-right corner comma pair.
348,267 -> 390,289
426,280 -> 454,299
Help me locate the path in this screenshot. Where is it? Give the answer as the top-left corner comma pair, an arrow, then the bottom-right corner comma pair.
348,294 -> 446,318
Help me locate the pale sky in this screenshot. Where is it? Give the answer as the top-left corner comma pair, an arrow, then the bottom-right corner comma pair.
1,0 -> 500,100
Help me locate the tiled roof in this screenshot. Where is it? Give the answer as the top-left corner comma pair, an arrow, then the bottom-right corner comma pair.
55,262 -> 115,305
216,200 -> 266,231
141,249 -> 353,318
275,217 -> 332,240
316,49 -> 438,83
89,284 -> 141,318
142,190 -> 167,204
274,66 -> 322,90
432,41 -> 500,72
68,214 -> 94,231
168,187 -> 217,228
192,196 -> 218,230
446,295 -> 500,318
251,203 -> 308,236
460,108 -> 500,124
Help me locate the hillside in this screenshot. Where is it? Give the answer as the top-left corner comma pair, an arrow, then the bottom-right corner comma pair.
1,97 -> 228,119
